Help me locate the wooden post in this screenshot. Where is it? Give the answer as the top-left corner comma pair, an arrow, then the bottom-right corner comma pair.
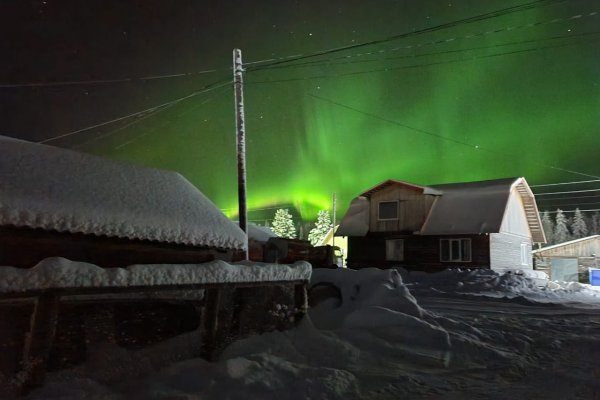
233,48 -> 249,259
21,292 -> 60,392
332,192 -> 337,248
293,283 -> 308,326
201,288 -> 222,361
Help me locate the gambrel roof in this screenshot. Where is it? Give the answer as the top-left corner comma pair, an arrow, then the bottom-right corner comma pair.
337,177 -> 546,243
0,136 -> 247,250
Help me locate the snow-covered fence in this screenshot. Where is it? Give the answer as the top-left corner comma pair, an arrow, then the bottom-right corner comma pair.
0,258 -> 311,397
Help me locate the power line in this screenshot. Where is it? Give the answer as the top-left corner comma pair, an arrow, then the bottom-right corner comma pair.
248,12 -> 599,73
37,79 -> 231,144
531,179 -> 600,187
307,93 -> 600,180
246,38 -> 599,84
248,29 -> 600,73
244,0 -> 566,69
536,189 -> 600,196
109,86 -> 232,151
537,194 -> 600,201
538,201 -> 600,207
0,69 -> 221,89
543,209 -> 600,213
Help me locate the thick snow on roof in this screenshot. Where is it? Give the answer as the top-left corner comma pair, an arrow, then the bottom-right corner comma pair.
0,136 -> 246,250
0,257 -> 311,293
421,177 -> 518,235
27,266 -> 600,400
335,196 -> 369,237
247,223 -> 276,242
337,177 -> 545,238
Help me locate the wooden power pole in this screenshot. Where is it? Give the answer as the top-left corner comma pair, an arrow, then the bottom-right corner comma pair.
332,192 -> 337,248
233,49 -> 248,259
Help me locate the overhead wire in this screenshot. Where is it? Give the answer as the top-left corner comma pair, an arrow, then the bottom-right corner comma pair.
243,0 -> 567,69
307,93 -> 600,180
245,38 -> 599,85
247,29 -> 600,72
37,78 -> 232,144
531,179 -> 600,187
544,208 -> 600,213
0,68 -> 222,89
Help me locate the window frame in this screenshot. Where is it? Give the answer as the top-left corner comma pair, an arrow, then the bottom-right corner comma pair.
520,242 -> 529,266
440,238 -> 472,262
378,200 -> 399,221
385,239 -> 404,261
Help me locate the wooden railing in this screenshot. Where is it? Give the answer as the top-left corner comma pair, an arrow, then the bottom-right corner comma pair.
0,280 -> 308,397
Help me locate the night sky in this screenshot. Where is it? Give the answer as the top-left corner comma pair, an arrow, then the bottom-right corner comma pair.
2,0 -> 599,220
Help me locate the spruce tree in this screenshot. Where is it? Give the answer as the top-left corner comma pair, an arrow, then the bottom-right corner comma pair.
554,209 -> 571,244
271,209 -> 297,239
591,212 -> 600,235
541,211 -> 554,245
308,210 -> 333,246
571,208 -> 589,239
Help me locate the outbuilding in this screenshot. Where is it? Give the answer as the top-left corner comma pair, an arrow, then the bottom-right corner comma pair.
533,235 -> 600,282
0,136 -> 247,268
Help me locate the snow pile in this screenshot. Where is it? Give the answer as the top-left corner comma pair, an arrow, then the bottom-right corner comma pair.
401,267 -> 600,304
24,266 -> 600,400
0,257 -> 311,293
0,136 -> 246,250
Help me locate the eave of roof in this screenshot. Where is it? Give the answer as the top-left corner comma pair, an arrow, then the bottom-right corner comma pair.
532,235 -> 600,253
360,179 -> 442,197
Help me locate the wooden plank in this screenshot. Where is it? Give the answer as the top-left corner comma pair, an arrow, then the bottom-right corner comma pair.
20,293 -> 60,394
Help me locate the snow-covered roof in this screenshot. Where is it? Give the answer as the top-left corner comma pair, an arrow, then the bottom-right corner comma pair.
336,196 -> 370,237
247,223 -> 276,243
337,177 -> 545,242
0,136 -> 246,250
532,235 -> 600,254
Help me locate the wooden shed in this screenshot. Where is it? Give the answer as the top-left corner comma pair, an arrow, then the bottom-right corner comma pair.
336,177 -> 546,271
532,235 -> 600,281
0,137 -> 310,396
0,136 -> 247,268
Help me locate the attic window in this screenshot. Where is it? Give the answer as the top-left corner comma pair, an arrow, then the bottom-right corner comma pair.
378,201 -> 398,220
440,238 -> 471,262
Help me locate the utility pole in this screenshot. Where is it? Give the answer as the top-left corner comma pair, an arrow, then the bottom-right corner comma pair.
332,192 -> 337,248
233,48 -> 248,259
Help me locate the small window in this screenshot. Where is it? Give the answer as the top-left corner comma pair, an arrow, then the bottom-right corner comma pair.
440,238 -> 472,262
378,201 -> 398,220
520,243 -> 529,266
386,239 -> 404,261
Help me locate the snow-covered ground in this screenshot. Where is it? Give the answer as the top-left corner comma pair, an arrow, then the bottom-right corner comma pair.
24,266 -> 600,400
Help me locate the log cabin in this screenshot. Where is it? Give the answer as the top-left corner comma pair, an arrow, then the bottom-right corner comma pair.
336,177 -> 546,272
0,135 -> 247,268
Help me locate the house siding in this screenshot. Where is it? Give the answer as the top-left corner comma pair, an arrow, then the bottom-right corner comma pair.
500,190 -> 531,237
347,234 -> 490,271
489,232 -> 532,271
369,187 -> 436,233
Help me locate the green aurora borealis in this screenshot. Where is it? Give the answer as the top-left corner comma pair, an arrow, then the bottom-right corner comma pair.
7,0 -> 600,221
